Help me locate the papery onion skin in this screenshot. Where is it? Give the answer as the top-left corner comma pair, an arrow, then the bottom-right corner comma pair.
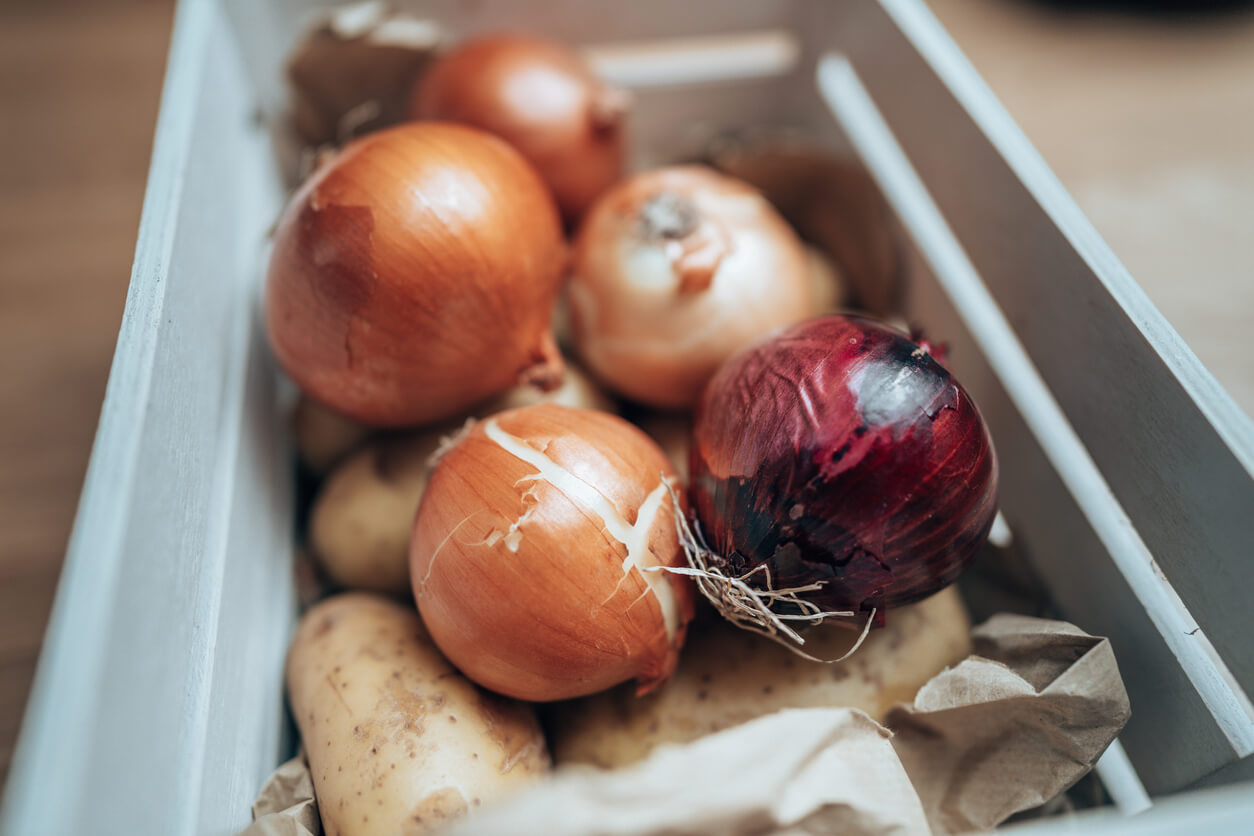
568,166 -> 814,409
689,315 -> 998,625
410,33 -> 627,224
411,404 -> 695,701
265,122 -> 566,428
476,362 -> 616,416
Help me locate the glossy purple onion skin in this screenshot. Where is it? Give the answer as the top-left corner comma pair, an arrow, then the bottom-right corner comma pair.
689,315 -> 998,626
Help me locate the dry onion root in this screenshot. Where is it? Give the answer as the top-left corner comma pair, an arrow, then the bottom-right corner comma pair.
567,165 -> 815,409
660,483 -> 874,664
410,404 -> 695,702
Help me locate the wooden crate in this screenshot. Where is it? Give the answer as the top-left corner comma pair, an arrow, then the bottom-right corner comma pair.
4,0 -> 1253,832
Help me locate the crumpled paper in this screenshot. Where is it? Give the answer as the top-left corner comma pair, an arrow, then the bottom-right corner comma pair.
888,615 -> 1131,835
243,615 -> 1128,835
238,753 -> 320,836
286,1 -> 443,151
453,709 -> 930,836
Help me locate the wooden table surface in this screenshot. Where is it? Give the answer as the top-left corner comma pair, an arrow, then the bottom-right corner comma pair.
0,0 -> 176,791
1,0 -> 1252,799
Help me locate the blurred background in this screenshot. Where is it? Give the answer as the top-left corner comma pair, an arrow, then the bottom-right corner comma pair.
1,0 -> 1251,792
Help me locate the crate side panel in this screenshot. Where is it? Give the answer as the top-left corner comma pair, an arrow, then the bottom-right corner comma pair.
621,76 -> 811,170
818,35 -> 1252,786
0,0 -> 217,830
904,256 -> 1243,793
29,5 -> 289,832
223,0 -> 810,141
195,318 -> 297,835
821,0 -> 1254,696
192,27 -> 297,830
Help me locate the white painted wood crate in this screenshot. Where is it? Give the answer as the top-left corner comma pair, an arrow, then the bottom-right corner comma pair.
5,0 -> 1254,833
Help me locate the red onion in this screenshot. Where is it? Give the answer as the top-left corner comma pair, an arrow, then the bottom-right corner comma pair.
688,315 -> 998,633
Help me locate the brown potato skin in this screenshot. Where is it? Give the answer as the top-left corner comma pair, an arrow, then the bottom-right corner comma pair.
287,594 -> 549,835
550,587 -> 971,769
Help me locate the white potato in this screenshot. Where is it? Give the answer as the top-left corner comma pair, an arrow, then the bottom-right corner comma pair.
634,413 -> 691,486
309,431 -> 446,595
292,394 -> 373,476
550,586 -> 971,769
805,244 -> 848,313
287,594 -> 550,835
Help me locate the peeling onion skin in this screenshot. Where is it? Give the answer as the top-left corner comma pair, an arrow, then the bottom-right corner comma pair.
689,315 -> 999,626
569,166 -> 814,409
410,33 -> 628,225
265,122 -> 566,428
411,404 -> 695,702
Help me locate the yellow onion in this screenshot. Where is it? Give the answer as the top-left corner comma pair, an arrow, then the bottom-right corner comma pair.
567,166 -> 814,409
309,429 -> 448,596
410,33 -> 628,224
410,404 -> 695,701
309,366 -> 616,596
265,122 -> 566,427
476,362 -> 615,416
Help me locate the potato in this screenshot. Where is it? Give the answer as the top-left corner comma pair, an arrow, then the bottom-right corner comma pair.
293,394 -> 374,476
309,430 -> 446,595
550,586 -> 971,769
475,362 -> 615,415
288,594 -> 550,835
635,413 -> 691,486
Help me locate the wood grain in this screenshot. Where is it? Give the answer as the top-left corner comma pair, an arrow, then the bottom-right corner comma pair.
0,0 -> 175,791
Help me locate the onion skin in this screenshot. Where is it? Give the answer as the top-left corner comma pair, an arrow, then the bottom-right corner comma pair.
411,404 -> 695,701
410,34 -> 627,224
689,315 -> 998,625
265,122 -> 566,427
569,166 -> 814,409
476,362 -> 616,416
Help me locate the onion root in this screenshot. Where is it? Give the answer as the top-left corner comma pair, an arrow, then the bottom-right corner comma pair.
655,481 -> 875,664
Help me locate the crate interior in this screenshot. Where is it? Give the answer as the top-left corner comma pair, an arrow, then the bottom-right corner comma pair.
220,0 -> 1254,822
7,1 -> 1254,834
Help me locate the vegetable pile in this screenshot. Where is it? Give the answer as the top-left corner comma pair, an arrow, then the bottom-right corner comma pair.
268,22 -> 1006,836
